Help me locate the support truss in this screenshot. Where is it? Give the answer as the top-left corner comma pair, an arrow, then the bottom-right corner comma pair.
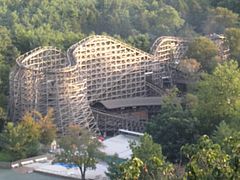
9,36 -> 188,133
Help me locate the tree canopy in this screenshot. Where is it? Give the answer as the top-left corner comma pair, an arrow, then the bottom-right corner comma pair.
0,113 -> 40,160
195,60 -> 240,134
203,7 -> 239,34
146,89 -> 199,162
0,110 -> 57,161
56,125 -> 104,180
187,37 -> 218,72
33,108 -> 57,145
182,135 -> 236,179
0,0 -> 240,112
0,0 -> 240,177
106,134 -> 175,180
225,28 -> 240,62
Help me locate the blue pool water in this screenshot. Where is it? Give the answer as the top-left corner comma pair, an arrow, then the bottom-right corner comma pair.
53,162 -> 78,169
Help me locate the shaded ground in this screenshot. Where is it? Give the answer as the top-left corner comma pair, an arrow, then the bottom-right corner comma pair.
0,169 -> 69,180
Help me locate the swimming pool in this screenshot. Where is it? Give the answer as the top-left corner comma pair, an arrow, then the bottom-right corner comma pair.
53,162 -> 78,169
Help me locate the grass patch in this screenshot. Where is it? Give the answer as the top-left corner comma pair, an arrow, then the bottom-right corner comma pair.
0,151 -> 14,162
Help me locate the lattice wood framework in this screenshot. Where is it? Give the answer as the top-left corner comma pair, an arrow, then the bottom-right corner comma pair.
9,47 -> 96,133
150,36 -> 188,86
69,36 -> 152,103
9,35 -> 188,133
92,108 -> 146,134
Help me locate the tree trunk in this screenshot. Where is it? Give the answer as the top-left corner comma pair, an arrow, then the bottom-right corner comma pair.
81,173 -> 85,180
79,166 -> 85,180
82,167 -> 87,180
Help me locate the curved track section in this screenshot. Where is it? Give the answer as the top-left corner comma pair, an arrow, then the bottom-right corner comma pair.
69,35 -> 152,103
9,47 -> 96,133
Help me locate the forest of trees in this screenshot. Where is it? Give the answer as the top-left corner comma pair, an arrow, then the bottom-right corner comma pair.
0,0 -> 240,111
0,0 -> 240,179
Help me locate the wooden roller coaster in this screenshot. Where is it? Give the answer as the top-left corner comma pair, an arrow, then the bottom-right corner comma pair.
9,35 -> 188,133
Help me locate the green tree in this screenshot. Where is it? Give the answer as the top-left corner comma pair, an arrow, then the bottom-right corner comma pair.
225,28 -> 240,62
146,89 -> 199,161
0,112 -> 41,160
210,0 -> 240,14
56,125 -> 104,180
223,132 -> 240,178
0,60 -> 9,98
17,112 -> 41,157
153,5 -> 184,36
212,121 -> 236,145
0,26 -> 19,109
106,134 -> 175,180
127,34 -> 150,52
95,0 -> 135,37
0,122 -> 25,160
211,121 -> 240,178
119,157 -> 144,180
182,135 -> 234,179
34,108 -> 57,146
105,155 -> 124,180
0,108 -> 6,133
182,0 -> 210,33
203,7 -> 239,34
0,26 -> 19,65
187,37 -> 218,72
195,60 -> 240,134
130,134 -> 175,179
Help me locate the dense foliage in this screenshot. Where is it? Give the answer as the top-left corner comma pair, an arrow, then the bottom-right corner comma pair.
106,134 -> 175,180
225,28 -> 240,62
186,37 -> 219,72
0,110 -> 56,161
33,108 -> 57,145
56,125 -> 104,180
147,60 -> 240,163
0,113 -> 40,160
0,0 -> 240,178
182,135 -> 239,179
146,89 -> 199,162
0,0 -> 240,111
195,61 -> 240,134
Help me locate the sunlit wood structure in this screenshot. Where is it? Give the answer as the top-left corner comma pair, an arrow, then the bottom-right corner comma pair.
9,35 -> 188,133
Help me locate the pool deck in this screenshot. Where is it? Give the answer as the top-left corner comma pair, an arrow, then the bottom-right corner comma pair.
13,166 -> 34,174
0,168 -> 67,180
23,161 -> 108,180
